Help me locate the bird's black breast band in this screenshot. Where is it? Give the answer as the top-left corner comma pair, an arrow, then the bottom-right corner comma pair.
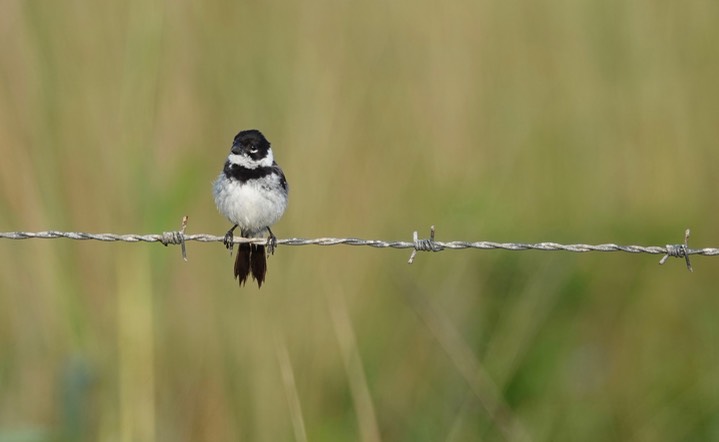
224,161 -> 275,182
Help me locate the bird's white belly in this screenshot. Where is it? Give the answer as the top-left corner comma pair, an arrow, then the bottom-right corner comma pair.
213,174 -> 287,236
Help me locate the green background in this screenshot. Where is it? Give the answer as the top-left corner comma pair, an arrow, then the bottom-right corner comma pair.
1,1 -> 718,441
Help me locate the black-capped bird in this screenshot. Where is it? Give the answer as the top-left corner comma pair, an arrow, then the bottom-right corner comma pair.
213,129 -> 288,287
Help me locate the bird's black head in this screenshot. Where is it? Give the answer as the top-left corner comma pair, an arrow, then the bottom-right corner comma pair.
231,129 -> 271,161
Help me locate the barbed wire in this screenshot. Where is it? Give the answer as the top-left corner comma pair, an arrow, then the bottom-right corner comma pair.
0,217 -> 715,271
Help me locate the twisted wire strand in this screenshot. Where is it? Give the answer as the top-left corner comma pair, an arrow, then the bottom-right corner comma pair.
1,227 -> 717,264
1,230 -> 718,254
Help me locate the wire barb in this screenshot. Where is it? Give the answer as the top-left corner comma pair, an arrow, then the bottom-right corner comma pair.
408,225 -> 443,264
160,216 -> 189,261
659,228 -> 693,272
180,216 -> 188,261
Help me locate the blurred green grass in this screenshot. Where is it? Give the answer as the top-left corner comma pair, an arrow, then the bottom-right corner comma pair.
1,0 -> 719,440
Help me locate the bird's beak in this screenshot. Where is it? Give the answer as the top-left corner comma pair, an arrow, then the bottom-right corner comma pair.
230,143 -> 243,155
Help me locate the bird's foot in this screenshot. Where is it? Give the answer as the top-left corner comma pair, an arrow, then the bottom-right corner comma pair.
266,228 -> 277,256
223,225 -> 237,255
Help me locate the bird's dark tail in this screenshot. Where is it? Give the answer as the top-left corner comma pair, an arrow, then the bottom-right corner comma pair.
250,244 -> 267,288
234,243 -> 251,286
233,243 -> 267,288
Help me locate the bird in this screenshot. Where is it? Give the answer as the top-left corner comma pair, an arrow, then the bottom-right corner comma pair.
213,129 -> 288,288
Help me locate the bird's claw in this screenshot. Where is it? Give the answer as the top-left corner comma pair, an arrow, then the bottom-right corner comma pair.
223,229 -> 235,255
266,234 -> 277,256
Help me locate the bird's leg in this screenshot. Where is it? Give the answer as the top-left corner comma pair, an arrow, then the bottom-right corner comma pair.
266,227 -> 278,256
224,224 -> 238,255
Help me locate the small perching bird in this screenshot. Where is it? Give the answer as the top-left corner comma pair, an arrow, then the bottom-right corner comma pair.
213,129 -> 288,287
